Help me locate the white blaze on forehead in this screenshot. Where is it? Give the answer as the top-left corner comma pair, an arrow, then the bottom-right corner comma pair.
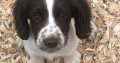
46,0 -> 55,25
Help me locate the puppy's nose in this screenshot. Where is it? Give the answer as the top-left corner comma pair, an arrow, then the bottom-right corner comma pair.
43,37 -> 59,49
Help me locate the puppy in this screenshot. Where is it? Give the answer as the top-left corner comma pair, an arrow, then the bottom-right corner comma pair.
13,0 -> 92,63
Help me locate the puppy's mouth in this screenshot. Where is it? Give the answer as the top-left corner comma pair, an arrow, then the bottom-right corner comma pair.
40,43 -> 65,53
40,47 -> 61,53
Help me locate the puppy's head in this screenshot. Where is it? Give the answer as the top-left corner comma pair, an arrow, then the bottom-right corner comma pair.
13,0 -> 91,52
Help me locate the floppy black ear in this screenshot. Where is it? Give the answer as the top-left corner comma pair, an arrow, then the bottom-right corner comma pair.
71,0 -> 91,39
13,0 -> 29,40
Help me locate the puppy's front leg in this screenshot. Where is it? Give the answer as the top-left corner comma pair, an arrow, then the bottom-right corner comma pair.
27,55 -> 44,63
64,51 -> 81,63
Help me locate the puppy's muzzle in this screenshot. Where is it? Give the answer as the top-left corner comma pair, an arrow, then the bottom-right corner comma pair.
39,34 -> 63,52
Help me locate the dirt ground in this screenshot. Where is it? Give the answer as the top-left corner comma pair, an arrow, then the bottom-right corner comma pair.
0,0 -> 120,63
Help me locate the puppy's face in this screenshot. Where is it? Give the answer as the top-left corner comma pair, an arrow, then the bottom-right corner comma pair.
14,0 -> 91,53
29,0 -> 72,52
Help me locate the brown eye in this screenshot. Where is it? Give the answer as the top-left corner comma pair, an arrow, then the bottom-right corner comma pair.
59,12 -> 66,18
58,12 -> 69,21
32,15 -> 42,22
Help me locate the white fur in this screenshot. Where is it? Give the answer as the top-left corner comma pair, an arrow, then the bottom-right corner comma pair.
46,0 -> 54,25
64,51 -> 81,63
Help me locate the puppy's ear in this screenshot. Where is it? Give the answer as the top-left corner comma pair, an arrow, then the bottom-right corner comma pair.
71,0 -> 91,39
13,0 -> 29,40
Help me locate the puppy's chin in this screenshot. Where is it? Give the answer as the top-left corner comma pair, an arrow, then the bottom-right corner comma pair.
40,47 -> 61,53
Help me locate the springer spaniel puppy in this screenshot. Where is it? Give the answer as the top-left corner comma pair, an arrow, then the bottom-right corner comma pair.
13,0 -> 93,63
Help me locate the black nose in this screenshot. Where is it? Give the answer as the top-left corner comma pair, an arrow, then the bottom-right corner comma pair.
43,37 -> 59,49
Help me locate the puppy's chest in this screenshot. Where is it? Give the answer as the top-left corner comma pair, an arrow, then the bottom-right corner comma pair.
44,57 -> 64,63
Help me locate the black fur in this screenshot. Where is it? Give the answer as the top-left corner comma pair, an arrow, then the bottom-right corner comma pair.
70,0 -> 92,39
13,0 -> 30,40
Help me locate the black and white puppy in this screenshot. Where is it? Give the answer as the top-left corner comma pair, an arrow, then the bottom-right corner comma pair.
13,0 -> 92,63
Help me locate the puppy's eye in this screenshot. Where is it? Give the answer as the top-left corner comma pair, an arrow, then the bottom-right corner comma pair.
58,12 -> 69,21
59,12 -> 66,18
32,15 -> 42,22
